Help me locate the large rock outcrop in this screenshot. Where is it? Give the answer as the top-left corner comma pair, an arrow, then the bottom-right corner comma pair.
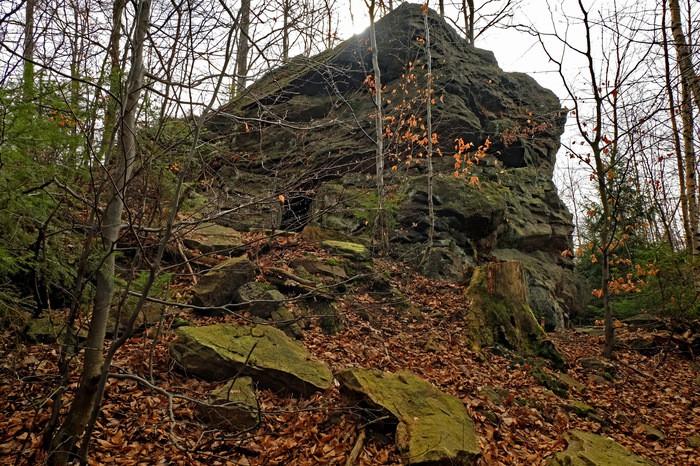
205,3 -> 579,328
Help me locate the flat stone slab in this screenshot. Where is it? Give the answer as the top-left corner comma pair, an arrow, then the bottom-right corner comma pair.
321,240 -> 369,261
183,222 -> 244,254
170,323 -> 332,395
548,430 -> 655,465
337,368 -> 480,465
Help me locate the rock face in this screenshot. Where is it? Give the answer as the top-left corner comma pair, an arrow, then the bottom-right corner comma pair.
207,3 -> 579,327
337,368 -> 480,465
548,430 -> 655,466
170,324 -> 333,395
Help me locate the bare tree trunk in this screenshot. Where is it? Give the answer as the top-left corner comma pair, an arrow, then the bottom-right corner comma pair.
669,0 -> 699,252
48,1 -> 151,463
438,0 -> 444,17
680,76 -> 698,251
22,0 -> 35,102
100,0 -> 126,161
367,0 -> 387,253
669,0 -> 700,113
462,0 -> 474,45
662,0 -> 691,250
324,0 -> 334,49
578,2 -> 613,357
235,0 -> 251,96
423,8 -> 435,250
282,0 -> 290,61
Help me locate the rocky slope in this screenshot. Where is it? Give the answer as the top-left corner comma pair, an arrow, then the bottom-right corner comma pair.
205,3 -> 582,329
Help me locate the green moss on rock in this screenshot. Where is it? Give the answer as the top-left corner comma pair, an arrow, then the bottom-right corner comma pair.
170,324 -> 332,395
548,430 -> 655,465
321,240 -> 369,261
337,368 -> 480,465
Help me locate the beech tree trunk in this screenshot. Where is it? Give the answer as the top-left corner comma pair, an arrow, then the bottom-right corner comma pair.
423,7 -> 435,249
235,0 -> 251,96
100,0 -> 126,161
22,0 -> 35,102
462,0 -> 474,45
662,0 -> 691,250
48,1 -> 151,463
282,0 -> 290,61
669,0 -> 700,113
669,0 -> 700,253
367,0 -> 388,253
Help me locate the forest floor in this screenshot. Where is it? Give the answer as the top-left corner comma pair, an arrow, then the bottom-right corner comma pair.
1,235 -> 699,465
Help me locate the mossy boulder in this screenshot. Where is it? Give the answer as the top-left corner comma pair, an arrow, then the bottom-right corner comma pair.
579,357 -> 617,379
478,386 -> 510,406
337,368 -> 480,465
291,256 -> 348,281
170,324 -> 332,395
236,281 -> 285,317
554,372 -> 585,393
24,315 -> 65,343
197,377 -> 259,431
565,400 -> 595,417
532,368 -> 570,398
182,222 -> 244,255
321,240 -> 369,261
190,256 -> 256,309
269,307 -> 303,339
548,430 -> 655,465
24,312 -> 88,344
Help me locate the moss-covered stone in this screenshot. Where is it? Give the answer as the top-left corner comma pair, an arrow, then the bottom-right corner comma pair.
337,368 -> 480,465
182,222 -> 244,255
24,313 -> 87,344
236,281 -> 285,317
548,430 -> 655,465
579,357 -> 617,379
25,315 -> 64,343
197,377 -> 259,431
321,240 -> 369,261
170,324 -> 332,395
291,256 -> 348,281
190,256 -> 256,309
532,368 -> 569,398
555,372 -> 585,393
566,400 -> 595,417
270,307 -> 303,339
478,386 -> 510,406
